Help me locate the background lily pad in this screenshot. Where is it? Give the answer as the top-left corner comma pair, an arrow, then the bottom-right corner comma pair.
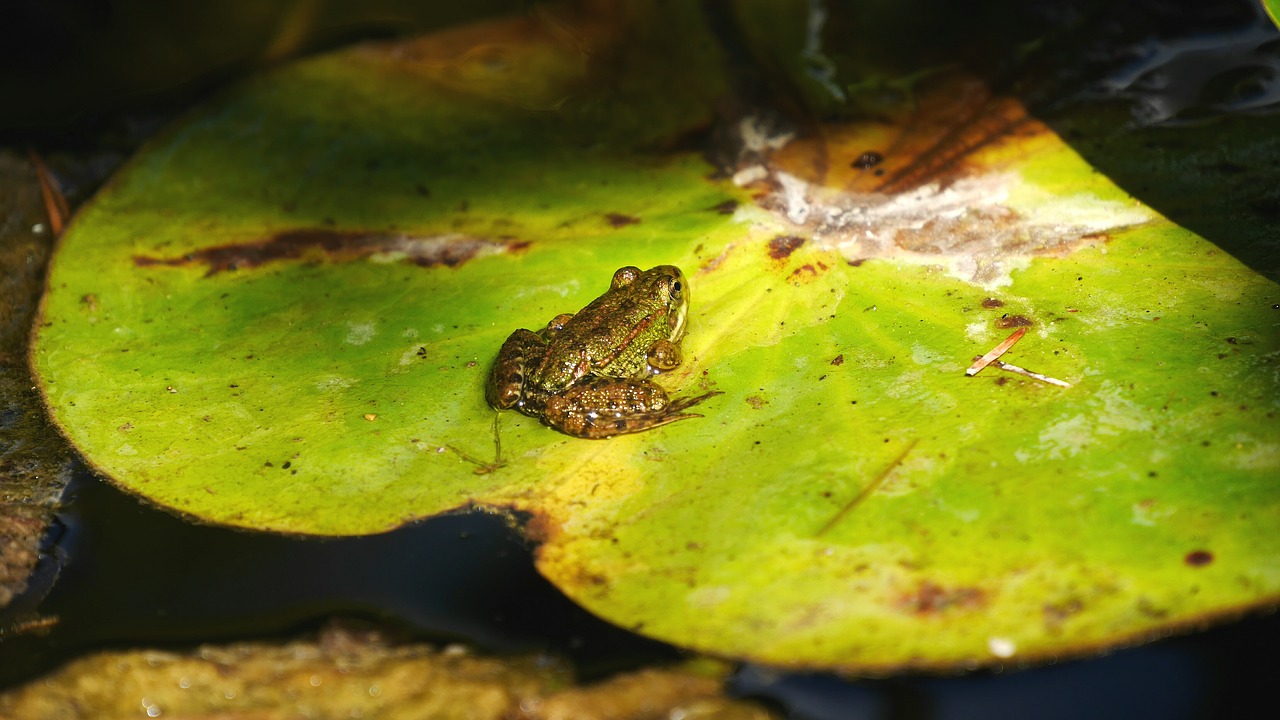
32,2 -> 1280,671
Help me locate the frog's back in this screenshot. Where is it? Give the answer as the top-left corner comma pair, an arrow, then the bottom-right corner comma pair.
570,290 -> 669,378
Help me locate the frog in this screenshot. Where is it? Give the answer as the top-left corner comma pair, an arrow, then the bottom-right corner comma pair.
485,265 -> 718,438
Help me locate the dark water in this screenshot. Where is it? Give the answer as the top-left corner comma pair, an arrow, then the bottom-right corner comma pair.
0,463 -> 680,687
3,463 -> 1278,719
733,615 -> 1280,719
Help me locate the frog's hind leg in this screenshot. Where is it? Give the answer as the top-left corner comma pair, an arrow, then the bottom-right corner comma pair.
585,391 -> 722,438
485,328 -> 545,410
545,378 -> 720,439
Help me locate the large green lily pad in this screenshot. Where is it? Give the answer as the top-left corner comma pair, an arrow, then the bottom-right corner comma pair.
32,5 -> 1280,671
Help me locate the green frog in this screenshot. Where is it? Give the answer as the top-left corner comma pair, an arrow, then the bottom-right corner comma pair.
486,265 -> 718,438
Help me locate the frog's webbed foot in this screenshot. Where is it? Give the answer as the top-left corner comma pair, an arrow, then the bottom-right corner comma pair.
663,390 -> 722,415
543,377 -> 720,439
585,389 -> 722,438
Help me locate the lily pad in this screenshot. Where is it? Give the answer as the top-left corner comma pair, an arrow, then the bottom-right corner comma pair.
1,150 -> 78,610
31,5 -> 1280,671
0,623 -> 769,720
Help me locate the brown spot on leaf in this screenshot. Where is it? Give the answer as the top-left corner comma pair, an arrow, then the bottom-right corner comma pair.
1042,598 -> 1084,631
831,354 -> 844,366
750,73 -> 1148,289
697,247 -> 731,275
788,263 -> 825,284
1185,550 -> 1214,567
1135,597 -> 1170,619
133,229 -> 527,277
522,508 -> 561,545
768,235 -> 805,260
869,82 -> 1037,194
604,212 -> 640,228
898,581 -> 986,615
745,395 -> 767,409
708,200 -> 738,215
981,298 -> 1005,308
995,315 -> 1033,328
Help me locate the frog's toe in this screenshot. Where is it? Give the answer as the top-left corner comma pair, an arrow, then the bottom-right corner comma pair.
574,409 -> 700,438
665,390 -> 722,413
485,368 -> 526,409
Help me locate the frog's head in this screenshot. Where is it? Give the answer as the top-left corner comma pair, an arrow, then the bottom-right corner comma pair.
614,265 -> 689,342
662,266 -> 689,341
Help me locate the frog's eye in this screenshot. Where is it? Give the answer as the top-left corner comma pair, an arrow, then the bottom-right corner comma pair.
670,280 -> 683,300
612,266 -> 641,288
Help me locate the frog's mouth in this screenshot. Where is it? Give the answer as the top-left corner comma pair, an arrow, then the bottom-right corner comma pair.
669,301 -> 688,341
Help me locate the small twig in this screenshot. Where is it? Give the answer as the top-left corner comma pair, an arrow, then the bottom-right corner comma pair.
965,327 -> 1026,376
28,149 -> 69,237
817,439 -> 919,537
993,360 -> 1072,388
444,412 -> 507,475
491,410 -> 504,467
444,444 -> 504,475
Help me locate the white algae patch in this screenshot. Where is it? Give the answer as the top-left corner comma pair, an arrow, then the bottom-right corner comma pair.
345,321 -> 376,345
762,171 -> 1153,290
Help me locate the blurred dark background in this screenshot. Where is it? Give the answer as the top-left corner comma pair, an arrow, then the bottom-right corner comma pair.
0,0 -> 524,133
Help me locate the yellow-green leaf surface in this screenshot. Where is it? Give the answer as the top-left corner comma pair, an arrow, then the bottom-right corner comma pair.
32,6 -> 1280,671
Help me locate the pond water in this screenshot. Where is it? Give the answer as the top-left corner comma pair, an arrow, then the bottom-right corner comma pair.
2,462 -> 1277,719
0,463 -> 678,688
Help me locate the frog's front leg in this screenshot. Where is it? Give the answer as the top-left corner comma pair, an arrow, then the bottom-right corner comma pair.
646,338 -> 682,372
542,377 -> 719,439
485,328 -> 546,410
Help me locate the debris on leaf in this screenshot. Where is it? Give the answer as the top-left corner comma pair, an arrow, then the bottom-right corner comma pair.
965,327 -> 1027,376
817,439 -> 919,537
993,360 -> 1072,388
966,327 -> 1070,387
